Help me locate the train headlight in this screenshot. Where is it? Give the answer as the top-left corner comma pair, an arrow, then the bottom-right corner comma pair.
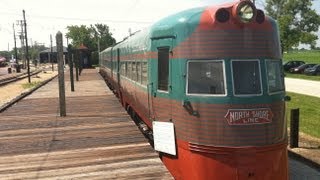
239,4 -> 254,22
233,1 -> 256,23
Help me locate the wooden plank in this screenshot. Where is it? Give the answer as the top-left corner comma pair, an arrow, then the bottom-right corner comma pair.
0,69 -> 172,179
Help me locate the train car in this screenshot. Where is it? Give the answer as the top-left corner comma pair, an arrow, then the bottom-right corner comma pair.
100,0 -> 288,179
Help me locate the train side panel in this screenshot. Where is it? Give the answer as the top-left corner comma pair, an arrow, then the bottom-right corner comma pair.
99,1 -> 288,179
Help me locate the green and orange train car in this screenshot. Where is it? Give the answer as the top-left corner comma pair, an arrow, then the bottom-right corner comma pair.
99,0 -> 288,179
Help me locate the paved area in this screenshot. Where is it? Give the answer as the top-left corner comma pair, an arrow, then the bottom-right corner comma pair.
285,78 -> 320,97
0,69 -> 172,179
290,158 -> 320,180
285,77 -> 320,173
0,67 -> 9,76
288,132 -> 320,168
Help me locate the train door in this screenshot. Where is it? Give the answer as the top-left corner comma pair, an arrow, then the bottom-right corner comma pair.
150,38 -> 174,122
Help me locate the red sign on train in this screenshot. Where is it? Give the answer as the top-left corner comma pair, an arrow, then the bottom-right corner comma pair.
225,108 -> 273,125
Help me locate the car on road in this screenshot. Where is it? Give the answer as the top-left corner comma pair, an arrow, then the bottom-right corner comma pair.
304,64 -> 320,75
289,63 -> 317,74
283,60 -> 305,71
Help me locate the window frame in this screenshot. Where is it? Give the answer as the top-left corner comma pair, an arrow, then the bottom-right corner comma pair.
231,59 -> 263,97
265,59 -> 285,95
186,59 -> 227,97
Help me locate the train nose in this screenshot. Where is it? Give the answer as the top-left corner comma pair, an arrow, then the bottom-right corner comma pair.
235,151 -> 257,180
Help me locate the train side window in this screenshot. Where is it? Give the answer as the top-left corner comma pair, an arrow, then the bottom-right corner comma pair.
105,54 -> 109,68
187,60 -> 226,95
109,53 -> 112,69
132,61 -> 137,81
158,47 -> 169,91
112,54 -> 115,72
107,55 -> 110,69
125,61 -> 128,77
232,60 -> 262,96
142,61 -> 148,86
137,61 -> 142,84
120,62 -> 126,76
127,61 -> 132,79
119,62 -> 122,74
266,60 -> 284,93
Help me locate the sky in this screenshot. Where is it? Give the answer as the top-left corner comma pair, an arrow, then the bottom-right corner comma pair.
0,0 -> 319,51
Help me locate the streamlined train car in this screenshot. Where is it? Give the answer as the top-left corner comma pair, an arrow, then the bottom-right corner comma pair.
100,0 -> 288,179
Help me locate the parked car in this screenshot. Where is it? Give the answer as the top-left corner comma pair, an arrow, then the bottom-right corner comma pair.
304,64 -> 320,76
289,63 -> 317,73
283,60 -> 305,71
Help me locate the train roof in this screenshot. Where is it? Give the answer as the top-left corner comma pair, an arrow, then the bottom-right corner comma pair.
101,1 -> 278,54
102,6 -> 206,53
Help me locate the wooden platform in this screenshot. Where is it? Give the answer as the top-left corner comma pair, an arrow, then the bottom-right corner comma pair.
0,69 -> 172,179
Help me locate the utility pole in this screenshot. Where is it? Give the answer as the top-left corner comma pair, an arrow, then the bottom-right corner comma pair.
7,43 -> 9,61
48,35 -> 51,66
23,10 -> 30,83
17,20 -> 25,68
56,31 -> 66,117
68,44 -> 75,92
50,34 -> 53,71
75,51 -> 79,81
13,23 -> 20,72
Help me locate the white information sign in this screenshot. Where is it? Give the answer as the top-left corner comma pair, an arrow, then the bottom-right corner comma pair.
153,121 -> 176,156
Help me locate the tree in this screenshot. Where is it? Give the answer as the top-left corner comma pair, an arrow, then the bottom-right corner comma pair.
66,25 -> 94,49
0,51 -> 10,59
90,24 -> 116,51
30,42 -> 47,60
66,24 -> 115,51
265,0 -> 320,52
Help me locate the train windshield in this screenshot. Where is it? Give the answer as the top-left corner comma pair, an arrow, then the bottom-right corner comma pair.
232,60 -> 262,96
266,60 -> 285,93
187,60 -> 226,95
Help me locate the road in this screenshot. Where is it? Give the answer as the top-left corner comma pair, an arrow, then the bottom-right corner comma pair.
285,78 -> 320,98
289,158 -> 320,180
285,77 -> 320,178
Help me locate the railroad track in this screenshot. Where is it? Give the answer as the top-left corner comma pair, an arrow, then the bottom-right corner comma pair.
0,70 -> 42,86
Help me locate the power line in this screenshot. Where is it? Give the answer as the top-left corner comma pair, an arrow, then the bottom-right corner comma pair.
0,11 -> 152,24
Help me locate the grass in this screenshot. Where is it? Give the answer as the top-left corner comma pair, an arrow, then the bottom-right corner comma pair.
283,50 -> 320,64
22,81 -> 42,89
283,50 -> 320,81
286,92 -> 320,138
